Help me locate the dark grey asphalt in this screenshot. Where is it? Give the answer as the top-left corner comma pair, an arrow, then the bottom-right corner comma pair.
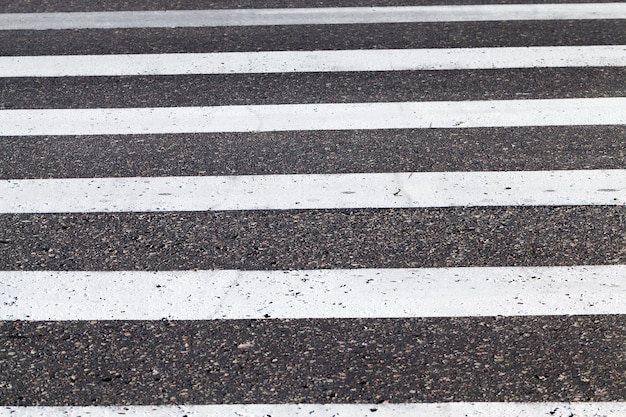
2,68 -> 624,109
1,0 -> 625,409
2,21 -> 624,56
0,0 -> 617,13
1,207 -> 624,271
2,126 -> 625,180
1,316 -> 624,405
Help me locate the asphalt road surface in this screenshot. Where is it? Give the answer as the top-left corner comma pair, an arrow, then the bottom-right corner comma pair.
0,1 -> 625,416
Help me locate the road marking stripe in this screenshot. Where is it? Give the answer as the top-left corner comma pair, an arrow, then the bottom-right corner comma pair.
1,266 -> 623,320
1,170 -> 624,213
1,3 -> 625,30
1,98 -> 624,137
1,46 -> 624,77
1,403 -> 624,416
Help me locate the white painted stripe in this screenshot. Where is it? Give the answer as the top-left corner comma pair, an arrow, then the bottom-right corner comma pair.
1,3 -> 625,30
1,265 -> 624,321
1,98 -> 624,137
1,403 -> 624,417
0,170 -> 624,213
1,46 -> 624,77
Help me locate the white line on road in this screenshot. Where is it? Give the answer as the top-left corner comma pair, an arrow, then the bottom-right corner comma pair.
1,266 -> 623,320
1,3 -> 624,30
0,169 -> 624,213
1,46 -> 624,77
1,403 -> 624,417
0,98 -> 624,136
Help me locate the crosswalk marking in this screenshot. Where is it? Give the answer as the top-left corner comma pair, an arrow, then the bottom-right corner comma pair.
3,46 -> 625,77
1,98 -> 624,136
1,266 -> 623,320
1,402 -> 624,417
2,3 -> 625,30
1,170 -> 624,213
1,0 -> 624,412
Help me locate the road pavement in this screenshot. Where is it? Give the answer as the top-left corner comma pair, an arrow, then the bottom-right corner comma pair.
0,1 -> 624,416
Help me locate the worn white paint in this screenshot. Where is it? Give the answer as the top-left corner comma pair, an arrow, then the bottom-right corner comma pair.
0,402 -> 624,416
0,170 -> 623,214
1,46 -> 624,77
1,266 -> 624,320
1,98 -> 624,137
1,3 -> 625,30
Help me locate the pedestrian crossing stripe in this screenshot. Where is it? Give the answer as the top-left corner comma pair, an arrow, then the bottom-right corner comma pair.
1,170 -> 624,214
2,266 -> 623,321
2,46 -> 624,77
1,98 -> 624,137
2,3 -> 625,30
1,402 -> 625,417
